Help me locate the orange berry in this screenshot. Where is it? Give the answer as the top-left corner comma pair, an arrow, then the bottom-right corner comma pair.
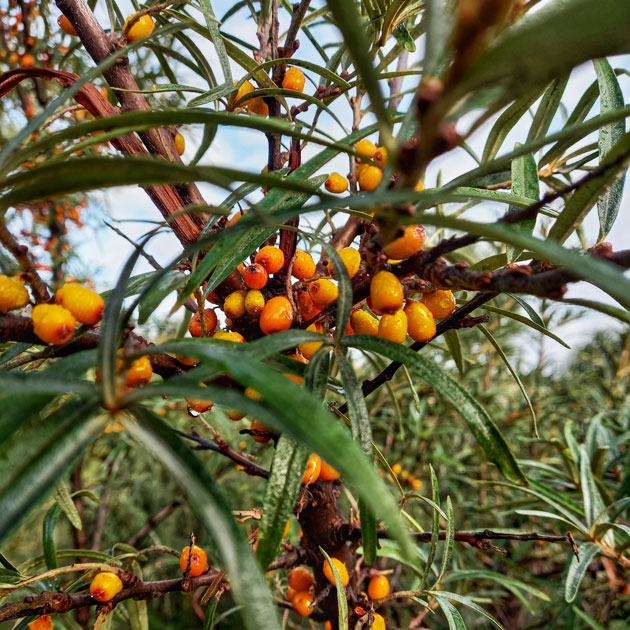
421,290 -> 456,319
228,409 -> 246,421
174,132 -> 185,156
378,309 -> 407,344
358,166 -> 383,191
302,453 -> 321,485
292,590 -> 315,616
350,310 -> 379,336
90,572 -> 123,602
179,544 -> 208,576
308,279 -> 338,307
325,622 -> 333,630
187,398 -> 213,413
232,80 -> 255,107
250,419 -> 272,442
242,263 -> 268,290
21,53 -> 35,67
259,296 -> 293,334
282,67 -> 305,92
323,557 -> 349,587
9,52 -> 19,65
299,322 -> 324,359
223,291 -> 247,319
370,270 -> 403,314
286,586 -> 298,601
288,567 -> 315,591
367,575 -> 390,600
126,356 -> 153,386
31,304 -> 76,345
297,287 -> 323,321
188,310 -> 218,337
373,146 -> 388,166
248,97 -> 269,117
124,13 -> 154,41
356,139 -> 377,161
58,14 -> 77,35
283,519 -> 291,538
391,463 -> 402,475
27,615 -> 53,630
404,301 -> 436,342
383,225 -> 426,260
325,173 -> 348,194
213,330 -> 245,342
328,247 -> 361,280
244,386 -> 263,401
55,283 -> 104,325
372,613 -> 386,630
255,246 -> 285,274
0,274 -> 29,312
245,289 -> 265,316
227,210 -> 246,227
292,250 -> 316,280
319,460 -> 340,481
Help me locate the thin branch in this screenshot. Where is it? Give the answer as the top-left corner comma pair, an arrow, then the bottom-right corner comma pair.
126,500 -> 181,548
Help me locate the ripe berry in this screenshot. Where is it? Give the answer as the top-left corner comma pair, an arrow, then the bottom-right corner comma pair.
89,571 -> 123,602
372,613 -> 386,630
328,247 -> 361,280
292,250 -> 316,280
259,296 -> 293,334
308,279 -> 338,307
27,615 -> 53,630
250,419 -> 272,442
188,310 -> 218,337
174,132 -> 185,156
325,173 -> 349,194
57,14 -> 77,36
292,590 -> 315,616
223,291 -> 247,319
232,80 -> 254,107
55,283 -> 104,325
383,225 -> 426,260
179,544 -> 208,577
21,53 -> 35,67
319,460 -> 340,481
245,290 -> 265,316
288,567 -> 315,591
422,289 -> 456,319
350,310 -> 379,336
373,146 -> 388,165
244,386 -> 262,401
370,271 -> 403,314
367,575 -> 390,600
187,398 -> 213,413
299,322 -> 324,359
282,67 -> 305,92
325,622 -> 333,630
283,519 -> 291,538
358,166 -> 383,191
323,557 -> 349,587
124,14 -> 155,41
0,274 -> 29,312
31,304 -> 76,345
229,409 -> 246,421
302,453 -> 321,485
248,97 -> 269,117
255,246 -> 285,274
404,301 -> 436,342
378,309 -> 408,344
126,356 -> 153,386
414,179 -> 424,192
286,586 -> 297,601
285,352 -> 308,384
242,263 -> 268,290
297,287 -> 323,321
213,330 -> 245,342
356,139 -> 377,161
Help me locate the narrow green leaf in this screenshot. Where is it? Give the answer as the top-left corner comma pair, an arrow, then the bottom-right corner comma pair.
54,482 -> 82,530
428,591 -> 503,629
565,543 -> 600,602
444,570 -> 550,602
197,0 -> 232,84
137,272 -> 187,324
443,329 -> 464,374
594,58 -> 626,240
43,504 -> 62,574
507,148 -> 539,262
579,445 -> 606,528
343,336 -> 527,485
527,76 -> 569,142
434,595 -> 467,630
127,561 -> 149,630
505,294 -> 545,328
423,0 -> 453,78
435,496 -> 454,587
320,548 -> 349,630
323,244 -> 352,345
422,466 -> 440,587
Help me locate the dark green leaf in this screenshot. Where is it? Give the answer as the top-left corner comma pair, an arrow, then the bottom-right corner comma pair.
507,148 -> 539,262
565,543 -> 600,602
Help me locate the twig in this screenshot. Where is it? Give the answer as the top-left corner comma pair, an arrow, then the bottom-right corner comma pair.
126,501 -> 181,548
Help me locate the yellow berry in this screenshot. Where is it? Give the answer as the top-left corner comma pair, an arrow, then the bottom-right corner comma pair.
358,165 -> 383,191
302,453 -> 321,485
383,225 -> 426,260
328,247 -> 361,280
255,246 -> 285,274
232,80 -> 255,107
283,519 -> 291,538
373,146 -> 388,165
213,330 -> 245,342
126,356 -> 153,386
370,270 -> 403,314
292,590 -> 315,616
422,290 -> 456,319
174,132 -> 185,156
55,283 -> 104,325
323,557 -> 349,587
414,179 -> 424,192
356,139 -> 377,161
367,575 -> 390,600
31,304 -> 76,345
325,173 -> 349,194
244,386 -> 262,402
372,613 -> 386,630
350,310 -> 379,336
259,296 -> 293,335
308,279 -> 338,307
90,572 -> 123,602
392,463 -> 402,475
282,67 -> 305,92
299,322 -> 324,359
378,309 -> 408,344
244,290 -> 265,316
238,440 -> 247,450
223,291 -> 247,319
57,15 -> 77,36
0,274 -> 29,312
292,250 -> 316,280
124,14 -> 154,41
404,301 -> 436,342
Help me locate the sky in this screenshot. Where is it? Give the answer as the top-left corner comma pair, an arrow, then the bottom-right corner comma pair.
66,1 -> 629,368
